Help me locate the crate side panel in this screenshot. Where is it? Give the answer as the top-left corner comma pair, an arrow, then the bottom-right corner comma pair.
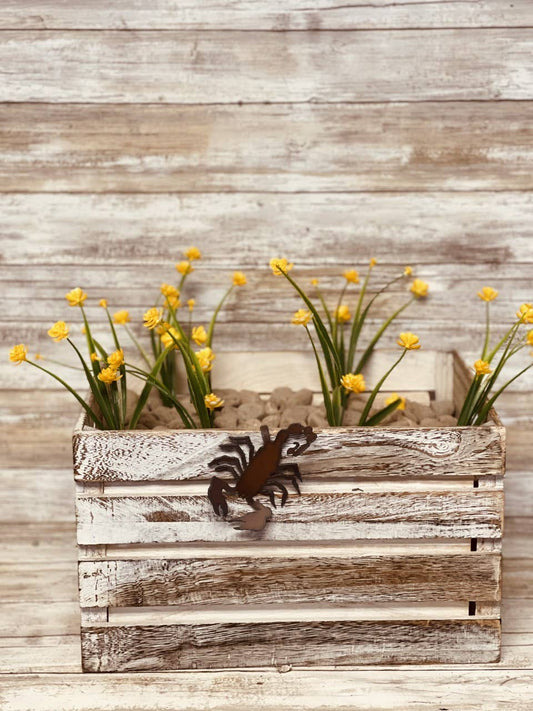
75,490 -> 504,544
73,425 -> 505,482
80,619 -> 501,671
78,552 -> 501,608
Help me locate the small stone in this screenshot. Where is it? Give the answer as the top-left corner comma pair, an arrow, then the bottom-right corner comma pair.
292,388 -> 313,406
216,389 -> 242,407
151,405 -> 177,426
264,399 -> 279,415
307,411 -> 329,428
342,410 -> 361,426
389,417 -> 417,428
214,409 -> 239,429
238,418 -> 262,430
347,397 -> 365,412
238,401 -> 265,421
420,417 -> 442,427
152,425 -> 169,431
239,389 -> 263,405
409,402 -> 434,422
439,415 -> 458,427
167,416 -> 185,429
431,400 -> 455,417
270,387 -> 294,408
262,413 -> 281,428
138,412 -> 159,429
280,405 -> 310,428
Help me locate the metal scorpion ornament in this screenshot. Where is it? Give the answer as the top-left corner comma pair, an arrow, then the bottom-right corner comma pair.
207,423 -> 317,531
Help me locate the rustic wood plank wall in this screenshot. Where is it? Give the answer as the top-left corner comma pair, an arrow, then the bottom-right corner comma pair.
0,1 -> 532,394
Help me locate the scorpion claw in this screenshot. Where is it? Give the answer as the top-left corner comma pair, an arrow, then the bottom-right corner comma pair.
208,477 -> 229,517
233,503 -> 273,532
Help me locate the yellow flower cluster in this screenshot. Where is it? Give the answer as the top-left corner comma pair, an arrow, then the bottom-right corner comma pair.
160,327 -> 181,349
204,392 -> 224,411
176,261 -> 193,275
477,286 -> 498,302
187,298 -> 196,311
397,332 -> 421,350
385,392 -> 406,410
192,325 -> 207,346
184,246 -> 202,261
341,372 -> 366,394
98,366 -> 122,384
473,359 -> 492,376
404,266 -> 413,276
527,331 -> 533,346
517,303 -> 533,324
96,349 -> 125,384
9,344 -> 27,365
335,304 -> 351,323
65,287 -> 87,307
232,271 -> 247,287
196,347 -> 215,372
143,307 -> 163,330
48,321 -> 69,342
113,310 -> 130,325
291,309 -> 312,326
99,299 -> 108,308
410,279 -> 429,299
107,348 -> 124,369
270,258 -> 293,276
343,269 -> 359,284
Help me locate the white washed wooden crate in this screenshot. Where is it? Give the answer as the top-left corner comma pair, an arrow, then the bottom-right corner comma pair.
73,350 -> 504,672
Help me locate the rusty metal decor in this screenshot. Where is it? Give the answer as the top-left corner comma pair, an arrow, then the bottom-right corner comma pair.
207,423 -> 317,531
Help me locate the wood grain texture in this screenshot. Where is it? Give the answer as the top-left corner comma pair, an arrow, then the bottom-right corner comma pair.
2,193 -> 532,265
78,553 -> 501,607
80,619 -> 501,671
3,1 -> 532,30
1,30 -> 532,103
73,422 -> 505,482
75,490 -> 504,544
1,103 -> 533,192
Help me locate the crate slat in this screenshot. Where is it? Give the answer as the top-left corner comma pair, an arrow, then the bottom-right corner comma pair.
75,490 -> 503,544
78,552 -> 500,608
73,425 -> 505,483
80,619 -> 501,672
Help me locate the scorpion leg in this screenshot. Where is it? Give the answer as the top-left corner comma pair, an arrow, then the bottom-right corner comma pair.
219,442 -> 248,471
260,425 -> 271,446
228,435 -> 255,463
207,476 -> 236,517
277,462 -> 303,482
208,454 -> 243,476
211,464 -> 240,481
259,486 -> 278,508
264,480 -> 289,506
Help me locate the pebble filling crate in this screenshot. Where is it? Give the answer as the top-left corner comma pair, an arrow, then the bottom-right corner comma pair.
74,350 -> 505,672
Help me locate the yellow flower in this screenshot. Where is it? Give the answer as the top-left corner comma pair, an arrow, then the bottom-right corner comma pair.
113,310 -> 130,325
397,332 -> 421,350
176,261 -> 193,275
107,348 -> 124,369
473,359 -> 492,376
156,321 -> 171,335
341,373 -> 366,394
97,366 -> 122,384
204,392 -> 224,411
233,271 -> 247,286
517,303 -> 533,324
99,299 -> 108,308
48,321 -> 69,342
527,330 -> 533,346
196,347 -> 215,372
335,304 -> 351,323
192,325 -> 207,346
343,269 -> 359,284
34,353 -> 42,360
310,278 -> 319,287
270,257 -> 293,276
65,287 -> 87,307
9,344 -> 27,365
143,307 -> 163,330
81,326 -> 86,335
184,246 -> 202,261
160,327 -> 181,349
369,258 -> 377,268
410,279 -> 429,298
291,309 -> 312,326
90,352 -> 99,362
404,266 -> 413,276
160,283 -> 179,298
164,295 -> 181,310
477,286 -> 498,302
385,392 -> 406,410
187,298 -> 195,311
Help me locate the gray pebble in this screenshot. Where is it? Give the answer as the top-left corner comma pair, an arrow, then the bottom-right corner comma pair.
307,411 -> 329,428
216,388 -> 242,407
439,415 -> 458,427
419,417 -> 442,427
342,410 -> 361,426
270,387 -> 294,408
431,400 -> 455,417
346,397 -> 365,412
262,414 -> 281,428
238,418 -> 263,429
293,388 -> 314,406
214,409 -> 239,429
264,399 -> 280,415
389,417 -> 418,428
280,405 -> 311,428
238,401 -> 265,421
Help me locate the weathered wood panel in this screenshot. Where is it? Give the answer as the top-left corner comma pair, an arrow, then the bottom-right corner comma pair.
1,103 -> 533,191
3,1 -> 532,30
73,424 -> 505,482
2,193 -> 532,265
79,553 -> 501,607
1,31 -> 532,103
80,619 -> 501,671
75,490 -> 504,544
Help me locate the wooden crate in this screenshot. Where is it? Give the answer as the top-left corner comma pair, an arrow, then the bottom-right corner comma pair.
73,350 -> 505,672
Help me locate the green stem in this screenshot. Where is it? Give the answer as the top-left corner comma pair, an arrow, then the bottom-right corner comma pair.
126,365 -> 196,429
481,301 -> 491,359
66,338 -> 117,429
359,350 -> 407,426
304,325 -> 334,425
207,285 -> 233,348
475,361 -> 533,424
124,324 -> 152,368
315,287 -> 334,335
354,297 -> 413,374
